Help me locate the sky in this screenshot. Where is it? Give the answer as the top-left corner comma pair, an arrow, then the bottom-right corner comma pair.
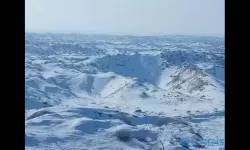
25,0 -> 224,37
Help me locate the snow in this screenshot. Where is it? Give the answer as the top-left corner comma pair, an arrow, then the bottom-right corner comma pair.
25,33 -> 224,150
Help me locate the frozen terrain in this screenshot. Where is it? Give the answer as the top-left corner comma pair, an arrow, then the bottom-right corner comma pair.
25,33 -> 225,150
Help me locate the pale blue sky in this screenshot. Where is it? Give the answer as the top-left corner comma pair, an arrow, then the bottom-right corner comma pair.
25,0 -> 224,36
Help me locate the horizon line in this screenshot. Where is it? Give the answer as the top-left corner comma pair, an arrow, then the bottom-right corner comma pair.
25,31 -> 224,38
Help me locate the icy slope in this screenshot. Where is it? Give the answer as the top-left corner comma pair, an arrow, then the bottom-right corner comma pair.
25,103 -> 224,150
25,33 -> 224,150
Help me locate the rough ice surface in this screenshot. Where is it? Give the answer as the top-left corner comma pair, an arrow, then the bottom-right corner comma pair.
25,33 -> 224,150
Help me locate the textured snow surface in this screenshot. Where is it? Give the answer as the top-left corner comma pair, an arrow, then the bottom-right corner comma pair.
25,33 -> 224,150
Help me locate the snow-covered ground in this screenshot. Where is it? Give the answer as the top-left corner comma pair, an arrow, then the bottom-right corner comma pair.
25,33 -> 224,150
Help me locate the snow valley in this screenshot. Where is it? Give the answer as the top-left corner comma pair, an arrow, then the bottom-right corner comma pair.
25,33 -> 224,150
